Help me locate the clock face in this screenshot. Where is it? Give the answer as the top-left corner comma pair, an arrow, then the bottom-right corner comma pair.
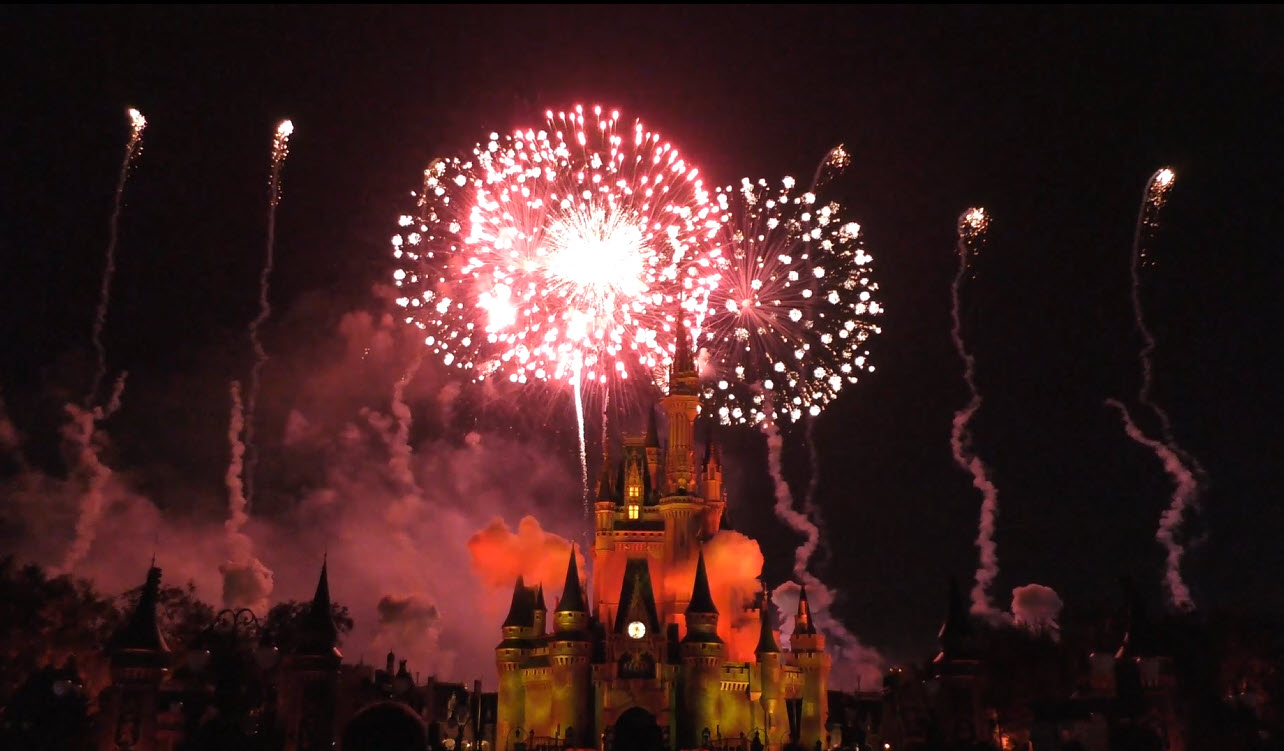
627,620 -> 646,639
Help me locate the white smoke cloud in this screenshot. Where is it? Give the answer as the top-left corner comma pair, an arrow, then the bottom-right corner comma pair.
1010,583 -> 1063,638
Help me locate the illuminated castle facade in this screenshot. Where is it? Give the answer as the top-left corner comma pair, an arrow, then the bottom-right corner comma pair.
496,324 -> 831,751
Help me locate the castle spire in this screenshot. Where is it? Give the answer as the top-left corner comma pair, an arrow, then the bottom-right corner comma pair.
685,548 -> 718,616
535,583 -> 547,612
672,315 -> 694,377
644,405 -> 660,448
112,563 -> 169,653
557,549 -> 586,614
502,575 -> 529,628
297,558 -> 340,656
794,583 -> 818,635
936,577 -> 977,663
755,582 -> 780,654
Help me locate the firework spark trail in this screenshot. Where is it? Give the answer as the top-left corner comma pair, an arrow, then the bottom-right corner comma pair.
243,119 -> 294,511
949,208 -> 1002,619
1107,399 -> 1196,610
88,109 -> 147,407
573,360 -> 589,523
1113,167 -> 1201,611
56,373 -> 127,575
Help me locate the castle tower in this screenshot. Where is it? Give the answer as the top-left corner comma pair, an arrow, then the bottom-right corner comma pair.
99,563 -> 170,751
932,578 -> 986,748
659,317 -> 703,573
280,560 -> 342,751
550,551 -> 592,747
700,431 -> 725,540
790,585 -> 830,750
680,549 -> 723,749
755,583 -> 783,747
1114,580 -> 1185,751
496,576 -> 533,749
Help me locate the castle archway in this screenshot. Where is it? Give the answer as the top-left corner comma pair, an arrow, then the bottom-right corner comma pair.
611,707 -> 663,751
342,701 -> 428,751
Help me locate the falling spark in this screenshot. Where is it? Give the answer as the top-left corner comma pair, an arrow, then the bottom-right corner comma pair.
244,119 -> 294,510
1107,399 -> 1196,611
702,145 -> 882,426
57,373 -> 128,575
572,359 -> 589,523
1113,166 -> 1202,612
88,108 -> 147,407
949,208 -> 1002,619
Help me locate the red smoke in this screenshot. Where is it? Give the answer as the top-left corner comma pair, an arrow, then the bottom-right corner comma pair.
467,516 -> 583,607
662,530 -> 764,661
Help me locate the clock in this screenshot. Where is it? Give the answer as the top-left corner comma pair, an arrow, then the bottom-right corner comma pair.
627,620 -> 646,639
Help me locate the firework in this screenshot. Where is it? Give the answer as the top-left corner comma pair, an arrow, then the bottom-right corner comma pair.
244,119 -> 295,510
948,207 -> 1003,619
88,108 -> 147,407
1113,166 -> 1201,612
700,146 -> 882,426
391,105 -> 724,398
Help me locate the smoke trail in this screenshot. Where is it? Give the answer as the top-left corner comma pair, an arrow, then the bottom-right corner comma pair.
88,109 -> 147,407
948,208 -> 1002,619
0,386 -> 21,458
243,119 -> 294,511
367,352 -> 425,527
1113,167 -> 1203,612
220,380 -> 274,613
56,373 -> 128,575
1107,399 -> 1196,611
762,422 -> 820,577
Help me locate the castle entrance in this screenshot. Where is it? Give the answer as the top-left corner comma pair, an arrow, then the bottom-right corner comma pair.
342,701 -> 428,751
610,707 -> 663,751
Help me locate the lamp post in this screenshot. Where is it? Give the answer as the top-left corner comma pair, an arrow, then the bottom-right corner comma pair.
187,608 -> 281,741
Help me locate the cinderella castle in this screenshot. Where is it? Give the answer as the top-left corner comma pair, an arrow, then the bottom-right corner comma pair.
494,324 -> 831,751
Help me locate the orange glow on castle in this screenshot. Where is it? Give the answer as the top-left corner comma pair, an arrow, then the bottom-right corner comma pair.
496,321 -> 830,751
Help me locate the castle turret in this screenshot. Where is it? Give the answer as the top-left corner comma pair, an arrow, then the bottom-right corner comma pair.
550,550 -> 592,746
280,560 -> 342,751
99,563 -> 170,751
701,430 -> 725,539
680,550 -> 723,749
790,585 -> 830,750
755,583 -> 783,746
644,406 -> 661,490
1114,579 -> 1184,750
497,576 -> 533,749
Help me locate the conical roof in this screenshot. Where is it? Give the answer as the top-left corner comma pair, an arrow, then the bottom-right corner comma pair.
557,550 -> 587,614
685,549 -> 718,616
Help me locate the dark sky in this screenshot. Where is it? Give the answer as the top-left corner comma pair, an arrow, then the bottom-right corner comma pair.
2,6 -> 1282,664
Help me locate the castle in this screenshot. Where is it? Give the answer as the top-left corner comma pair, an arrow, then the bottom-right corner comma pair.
495,324 -> 831,751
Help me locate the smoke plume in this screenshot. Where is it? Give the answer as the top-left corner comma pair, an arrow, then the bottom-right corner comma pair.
221,380 -> 274,613
1107,399 -> 1197,611
949,208 -> 1002,620
1010,583 -> 1063,638
56,373 -> 127,575
761,420 -> 884,688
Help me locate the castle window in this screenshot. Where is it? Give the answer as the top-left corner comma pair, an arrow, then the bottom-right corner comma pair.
627,504 -> 639,520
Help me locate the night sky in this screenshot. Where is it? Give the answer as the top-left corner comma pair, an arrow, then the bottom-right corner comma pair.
2,6 -> 1282,669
